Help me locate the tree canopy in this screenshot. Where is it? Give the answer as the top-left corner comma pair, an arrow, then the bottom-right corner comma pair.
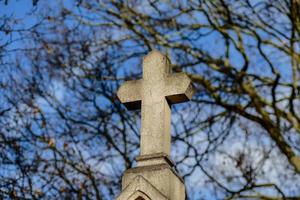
0,0 -> 300,199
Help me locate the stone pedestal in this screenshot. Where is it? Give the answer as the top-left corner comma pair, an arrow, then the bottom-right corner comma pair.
116,153 -> 185,200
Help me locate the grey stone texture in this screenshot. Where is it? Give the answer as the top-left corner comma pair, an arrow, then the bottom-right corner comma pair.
117,50 -> 194,157
116,154 -> 185,200
116,50 -> 195,200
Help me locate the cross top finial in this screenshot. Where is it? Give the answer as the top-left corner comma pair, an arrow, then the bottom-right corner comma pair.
117,50 -> 195,157
143,50 -> 171,77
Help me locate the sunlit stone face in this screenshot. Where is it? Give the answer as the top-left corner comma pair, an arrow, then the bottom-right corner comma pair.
117,50 -> 195,156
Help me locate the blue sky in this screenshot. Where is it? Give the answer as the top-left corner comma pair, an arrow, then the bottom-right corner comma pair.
1,1 -> 300,199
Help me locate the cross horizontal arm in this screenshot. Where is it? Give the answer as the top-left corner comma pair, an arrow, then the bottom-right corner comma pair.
165,72 -> 195,104
117,79 -> 142,110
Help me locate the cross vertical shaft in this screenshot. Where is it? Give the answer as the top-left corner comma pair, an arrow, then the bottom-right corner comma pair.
141,53 -> 171,155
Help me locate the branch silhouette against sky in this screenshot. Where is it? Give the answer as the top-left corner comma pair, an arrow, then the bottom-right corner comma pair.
0,0 -> 299,199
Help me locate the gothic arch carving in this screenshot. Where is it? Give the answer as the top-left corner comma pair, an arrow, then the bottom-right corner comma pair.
116,175 -> 168,200
128,190 -> 151,200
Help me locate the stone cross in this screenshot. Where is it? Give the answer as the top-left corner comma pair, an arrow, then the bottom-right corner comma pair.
117,50 -> 194,157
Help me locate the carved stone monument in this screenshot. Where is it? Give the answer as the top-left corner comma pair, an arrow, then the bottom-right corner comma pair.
116,50 -> 195,200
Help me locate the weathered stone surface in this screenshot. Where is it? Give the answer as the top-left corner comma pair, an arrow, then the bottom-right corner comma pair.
117,80 -> 142,110
116,175 -> 168,200
119,162 -> 185,200
117,50 -> 195,157
136,152 -> 174,167
116,50 -> 194,200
